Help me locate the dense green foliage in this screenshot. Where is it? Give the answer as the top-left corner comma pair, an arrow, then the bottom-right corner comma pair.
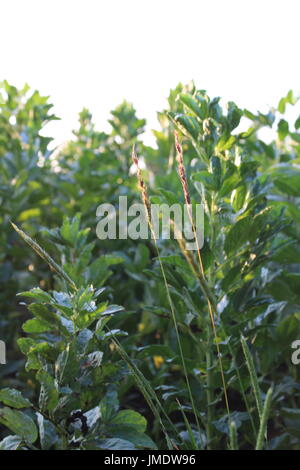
0,80 -> 300,450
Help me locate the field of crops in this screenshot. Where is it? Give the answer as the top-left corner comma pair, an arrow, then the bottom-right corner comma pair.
0,80 -> 300,450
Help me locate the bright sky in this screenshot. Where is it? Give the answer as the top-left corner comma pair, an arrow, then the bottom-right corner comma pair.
1,0 -> 299,145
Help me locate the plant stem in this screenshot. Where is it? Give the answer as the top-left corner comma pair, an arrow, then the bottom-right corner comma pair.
229,420 -> 238,450
255,387 -> 273,450
241,335 -> 263,420
206,325 -> 213,449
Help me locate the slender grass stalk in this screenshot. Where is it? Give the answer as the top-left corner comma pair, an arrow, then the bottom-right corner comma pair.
255,387 -> 273,450
241,335 -> 263,419
206,326 -> 214,449
132,146 -> 204,449
172,221 -> 257,441
227,341 -> 257,437
171,221 -> 218,310
174,132 -> 230,417
176,399 -> 199,450
229,420 -> 238,450
109,331 -> 178,448
11,222 -> 77,291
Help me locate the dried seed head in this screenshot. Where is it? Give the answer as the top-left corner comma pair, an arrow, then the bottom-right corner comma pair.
131,145 -> 151,223
174,131 -> 191,206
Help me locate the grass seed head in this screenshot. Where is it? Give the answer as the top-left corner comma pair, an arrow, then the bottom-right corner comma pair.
132,145 -> 151,223
174,131 -> 191,206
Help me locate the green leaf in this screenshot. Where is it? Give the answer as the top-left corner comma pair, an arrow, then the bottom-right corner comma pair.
109,428 -> 157,449
227,101 -> 242,131
216,134 -> 236,152
248,212 -> 268,244
219,173 -> 240,197
232,185 -> 247,212
28,303 -> 52,321
155,188 -> 178,206
271,241 -> 300,264
36,370 -> 59,412
290,132 -> 300,143
60,215 -> 81,244
17,338 -> 54,371
221,265 -> 241,291
76,329 -> 93,354
100,254 -> 125,267
0,388 -> 32,409
155,255 -> 191,273
17,288 -> 52,303
240,161 -> 259,180
270,165 -> 300,197
173,114 -> 200,140
87,438 -> 136,450
137,345 -> 173,359
0,407 -> 38,443
278,119 -> 289,141
278,90 -> 297,114
100,388 -> 119,422
36,413 -> 58,450
0,435 -> 23,450
84,351 -> 104,368
211,156 -> 222,189
111,410 -> 147,433
22,318 -> 50,333
27,302 -> 70,336
100,304 -> 124,316
180,94 -> 205,119
224,217 -> 252,254
55,346 -> 78,385
192,170 -> 218,191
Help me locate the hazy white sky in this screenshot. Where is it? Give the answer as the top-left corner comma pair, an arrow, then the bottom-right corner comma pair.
1,0 -> 299,144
